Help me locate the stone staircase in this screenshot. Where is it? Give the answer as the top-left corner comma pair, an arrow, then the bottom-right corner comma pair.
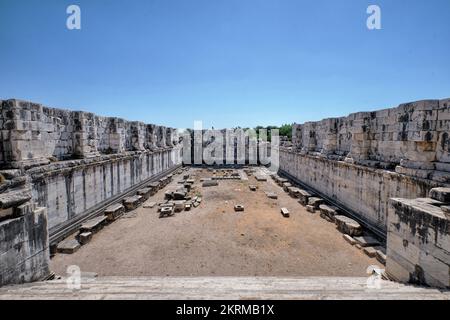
0,277 -> 449,300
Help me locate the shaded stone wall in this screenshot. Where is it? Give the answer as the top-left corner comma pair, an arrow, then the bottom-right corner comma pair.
387,189 -> 450,288
29,149 -> 181,230
0,169 -> 50,286
285,98 -> 450,233
279,149 -> 444,232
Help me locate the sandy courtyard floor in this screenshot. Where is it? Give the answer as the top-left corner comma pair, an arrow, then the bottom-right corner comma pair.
50,167 -> 380,277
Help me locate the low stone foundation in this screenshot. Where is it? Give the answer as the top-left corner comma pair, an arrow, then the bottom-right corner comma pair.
0,99 -> 182,286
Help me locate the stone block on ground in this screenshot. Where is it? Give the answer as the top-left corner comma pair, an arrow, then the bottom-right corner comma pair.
249,185 -> 257,191
159,206 -> 174,218
234,205 -> 245,212
78,232 -> 92,245
376,247 -> 387,264
363,246 -> 378,258
185,203 -> 191,211
343,234 -> 357,245
80,215 -> 108,233
282,182 -> 292,192
173,200 -> 186,212
137,188 -> 152,200
354,235 -> 380,247
306,205 -> 315,213
334,215 -> 363,236
308,197 -> 324,209
148,182 -> 160,194
319,204 -> 338,222
123,195 -> 143,211
173,188 -> 187,200
265,192 -> 278,199
104,203 -> 125,221
57,238 -> 80,254
281,207 -> 290,217
255,175 -> 267,182
164,190 -> 173,200
143,201 -> 156,209
202,180 -> 219,187
277,178 -> 289,186
298,190 -> 312,206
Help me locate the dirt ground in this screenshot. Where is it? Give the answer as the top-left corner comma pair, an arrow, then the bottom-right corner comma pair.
50,167 -> 381,277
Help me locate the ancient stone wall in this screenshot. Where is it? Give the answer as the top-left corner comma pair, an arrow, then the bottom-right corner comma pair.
292,99 -> 450,183
30,149 -> 180,230
0,169 -> 50,286
285,98 -> 450,233
0,99 -> 182,286
279,149 -> 444,233
0,99 -> 179,169
386,188 -> 450,288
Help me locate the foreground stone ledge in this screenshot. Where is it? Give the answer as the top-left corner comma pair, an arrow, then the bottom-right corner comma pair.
386,197 -> 450,289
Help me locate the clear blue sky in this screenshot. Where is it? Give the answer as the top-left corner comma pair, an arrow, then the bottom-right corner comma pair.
1,0 -> 449,129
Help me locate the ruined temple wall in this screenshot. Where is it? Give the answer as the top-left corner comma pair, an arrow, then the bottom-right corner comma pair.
285,98 -> 450,234
386,191 -> 450,289
280,148 -> 445,233
0,99 -> 176,168
0,205 -> 49,286
28,148 -> 181,230
292,99 -> 450,179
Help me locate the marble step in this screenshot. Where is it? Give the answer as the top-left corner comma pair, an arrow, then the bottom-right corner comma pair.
1,277 -> 449,300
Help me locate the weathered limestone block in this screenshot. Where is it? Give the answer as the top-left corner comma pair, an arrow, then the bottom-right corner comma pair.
265,192 -> 278,199
72,111 -> 100,158
319,204 -> 338,222
281,207 -> 290,217
156,126 -> 167,148
57,238 -> 81,254
287,187 -> 301,198
354,236 -> 380,247
308,197 -> 324,209
202,180 -> 219,187
363,246 -> 378,258
130,121 -> 146,151
0,206 -> 50,286
429,187 -> 450,203
123,195 -> 143,211
277,178 -> 289,186
137,187 -> 152,201
78,232 -> 93,245
0,190 -> 32,211
334,215 -> 363,236
282,182 -> 292,192
297,189 -> 312,206
386,197 -> 450,288
104,203 -> 125,221
80,215 -> 108,233
343,234 -> 357,245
